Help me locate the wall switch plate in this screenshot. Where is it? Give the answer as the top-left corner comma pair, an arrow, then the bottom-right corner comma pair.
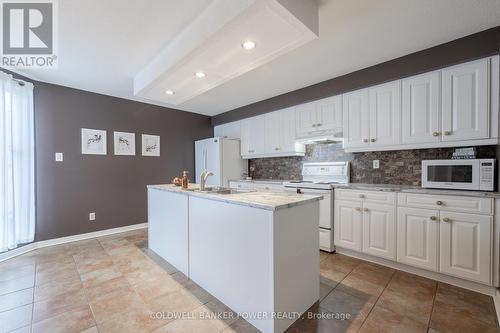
55,152 -> 63,162
373,160 -> 380,169
89,212 -> 96,221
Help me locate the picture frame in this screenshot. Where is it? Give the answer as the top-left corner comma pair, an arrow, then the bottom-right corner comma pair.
114,131 -> 135,156
142,134 -> 160,156
81,128 -> 107,155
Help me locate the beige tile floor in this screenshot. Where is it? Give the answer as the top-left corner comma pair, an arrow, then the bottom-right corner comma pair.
0,229 -> 498,333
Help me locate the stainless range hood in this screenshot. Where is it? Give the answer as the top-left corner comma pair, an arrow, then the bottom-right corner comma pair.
295,129 -> 344,145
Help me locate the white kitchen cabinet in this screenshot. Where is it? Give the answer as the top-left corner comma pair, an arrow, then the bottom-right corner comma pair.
241,115 -> 266,157
439,211 -> 492,284
265,108 -> 304,155
442,58 -> 490,142
342,89 -> 370,149
397,207 -> 439,271
334,200 -> 362,251
362,203 -> 396,260
368,81 -> 401,147
402,71 -> 441,144
214,121 -> 241,139
265,111 -> 281,153
296,95 -> 342,138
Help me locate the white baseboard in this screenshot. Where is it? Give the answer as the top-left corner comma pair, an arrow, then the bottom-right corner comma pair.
336,247 -> 498,296
494,290 -> 500,325
0,223 -> 148,262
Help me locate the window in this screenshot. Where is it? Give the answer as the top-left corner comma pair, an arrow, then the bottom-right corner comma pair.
0,72 -> 35,252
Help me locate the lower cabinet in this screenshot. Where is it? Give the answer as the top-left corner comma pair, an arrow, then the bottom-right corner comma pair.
397,207 -> 439,271
362,203 -> 396,260
334,200 -> 362,251
439,211 -> 492,284
334,189 -> 495,286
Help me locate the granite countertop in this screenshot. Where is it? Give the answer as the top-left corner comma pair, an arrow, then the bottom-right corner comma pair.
336,183 -> 500,198
148,184 -> 323,211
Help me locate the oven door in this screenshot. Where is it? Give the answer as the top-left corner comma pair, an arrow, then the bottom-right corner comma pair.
285,187 -> 332,229
422,159 -> 480,190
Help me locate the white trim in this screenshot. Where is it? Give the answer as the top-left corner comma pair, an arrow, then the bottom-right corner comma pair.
0,223 -> 148,262
336,247 -> 498,296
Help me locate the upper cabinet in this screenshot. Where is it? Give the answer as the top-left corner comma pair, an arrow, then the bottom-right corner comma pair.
345,56 -> 499,152
343,81 -> 401,150
296,96 -> 342,138
241,108 -> 305,159
441,58 -> 490,142
214,120 -> 241,139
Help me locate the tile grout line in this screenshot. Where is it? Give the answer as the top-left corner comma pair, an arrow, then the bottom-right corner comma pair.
426,282 -> 439,332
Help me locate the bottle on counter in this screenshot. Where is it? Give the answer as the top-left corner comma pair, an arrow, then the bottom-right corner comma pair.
182,171 -> 189,189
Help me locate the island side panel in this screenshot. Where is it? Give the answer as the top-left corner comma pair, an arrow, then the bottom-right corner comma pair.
273,201 -> 320,333
147,188 -> 189,275
188,196 -> 275,333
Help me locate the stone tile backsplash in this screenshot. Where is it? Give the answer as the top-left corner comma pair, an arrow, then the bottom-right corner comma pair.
248,144 -> 497,186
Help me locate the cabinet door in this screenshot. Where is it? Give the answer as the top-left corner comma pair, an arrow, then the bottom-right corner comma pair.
342,89 -> 370,149
279,107 -> 299,152
369,81 -> 401,147
295,101 -> 318,136
402,71 -> 441,144
334,200 -> 362,251
214,120 -> 241,139
397,207 -> 438,271
442,58 -> 490,141
362,203 -> 396,260
241,116 -> 265,156
265,111 -> 281,154
439,211 -> 492,284
316,95 -> 342,132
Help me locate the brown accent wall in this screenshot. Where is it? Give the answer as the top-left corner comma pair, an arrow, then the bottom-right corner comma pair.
33,82 -> 212,241
249,144 -> 497,186
212,26 -> 500,126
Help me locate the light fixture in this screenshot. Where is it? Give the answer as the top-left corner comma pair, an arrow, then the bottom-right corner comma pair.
194,71 -> 206,78
241,40 -> 256,50
165,90 -> 175,95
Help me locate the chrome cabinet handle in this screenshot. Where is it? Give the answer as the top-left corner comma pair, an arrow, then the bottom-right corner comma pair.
371,138 -> 376,142
436,201 -> 443,206
442,217 -> 451,222
363,208 -> 369,212
355,207 -> 361,211
317,123 -> 322,127
359,194 -> 365,198
432,132 -> 440,137
275,147 -> 280,151
430,216 -> 438,221
444,131 -> 451,136
362,138 -> 369,143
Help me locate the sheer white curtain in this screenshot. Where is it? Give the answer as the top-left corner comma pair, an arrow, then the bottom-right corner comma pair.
0,72 -> 35,252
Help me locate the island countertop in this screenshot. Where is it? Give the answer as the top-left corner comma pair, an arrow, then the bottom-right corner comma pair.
147,184 -> 323,211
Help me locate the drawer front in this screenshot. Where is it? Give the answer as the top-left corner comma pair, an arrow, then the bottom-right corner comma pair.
335,189 -> 396,205
253,183 -> 284,192
398,193 -> 493,215
229,181 -> 254,190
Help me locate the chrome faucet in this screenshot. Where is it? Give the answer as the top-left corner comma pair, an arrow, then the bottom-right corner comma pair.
199,171 -> 214,191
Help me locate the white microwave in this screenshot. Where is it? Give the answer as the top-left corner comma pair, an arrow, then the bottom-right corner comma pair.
421,159 -> 495,191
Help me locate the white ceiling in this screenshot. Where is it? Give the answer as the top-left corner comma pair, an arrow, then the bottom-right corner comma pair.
14,0 -> 500,116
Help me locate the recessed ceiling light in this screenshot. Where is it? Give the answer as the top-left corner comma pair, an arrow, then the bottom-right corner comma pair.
241,40 -> 256,50
165,90 -> 175,95
194,72 -> 206,78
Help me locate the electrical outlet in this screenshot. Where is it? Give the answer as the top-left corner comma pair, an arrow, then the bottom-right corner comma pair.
89,212 -> 96,221
55,152 -> 63,162
373,160 -> 380,169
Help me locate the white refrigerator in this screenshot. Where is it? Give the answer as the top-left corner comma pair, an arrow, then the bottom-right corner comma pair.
195,137 -> 247,187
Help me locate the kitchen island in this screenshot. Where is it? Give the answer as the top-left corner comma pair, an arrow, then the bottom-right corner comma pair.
147,184 -> 322,333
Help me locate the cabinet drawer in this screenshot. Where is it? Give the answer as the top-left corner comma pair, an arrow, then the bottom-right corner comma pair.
335,189 -> 396,205
253,183 -> 284,192
398,193 -> 493,215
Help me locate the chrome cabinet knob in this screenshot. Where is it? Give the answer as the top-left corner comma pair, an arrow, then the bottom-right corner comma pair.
312,124 -> 317,127
371,138 -> 376,142
359,194 -> 365,198
442,217 -> 451,222
275,147 -> 280,151
436,200 -> 443,206
430,216 -> 438,221
355,207 -> 361,211
432,132 -> 440,137
444,131 -> 451,136
362,138 -> 369,143
317,123 -> 322,127
363,208 -> 369,212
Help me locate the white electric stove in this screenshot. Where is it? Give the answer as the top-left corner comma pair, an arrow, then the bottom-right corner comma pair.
284,162 -> 350,252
